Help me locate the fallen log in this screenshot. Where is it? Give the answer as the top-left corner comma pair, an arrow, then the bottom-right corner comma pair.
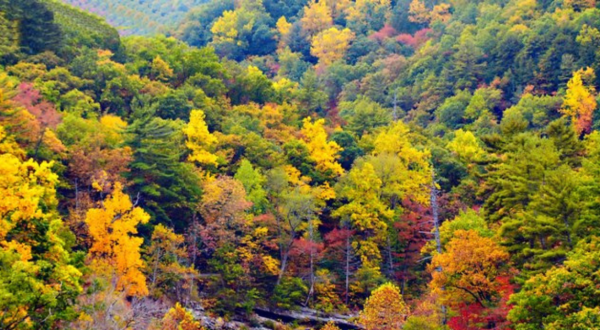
254,307 -> 364,329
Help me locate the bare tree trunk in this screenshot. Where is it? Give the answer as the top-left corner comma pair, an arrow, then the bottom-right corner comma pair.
431,169 -> 447,325
188,213 -> 198,302
386,235 -> 395,279
344,221 -> 351,305
151,248 -> 161,292
277,247 -> 291,286
305,217 -> 315,306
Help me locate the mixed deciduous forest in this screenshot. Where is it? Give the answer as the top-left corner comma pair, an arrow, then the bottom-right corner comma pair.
2,0 -> 600,329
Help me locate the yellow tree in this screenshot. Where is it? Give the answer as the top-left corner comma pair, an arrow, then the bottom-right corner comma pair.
373,121 -> 431,205
321,321 -> 341,330
333,162 -> 392,297
310,27 -> 355,67
300,117 -> 344,176
0,128 -> 82,329
160,303 -> 204,330
85,182 -> 150,297
150,55 -> 174,82
145,224 -> 197,298
184,109 -> 219,166
211,10 -> 241,44
345,0 -> 391,32
276,16 -> 292,49
429,230 -> 509,308
409,0 -> 430,23
561,68 -> 597,135
301,0 -> 333,36
447,129 -> 486,164
358,283 -> 409,330
431,3 -> 452,23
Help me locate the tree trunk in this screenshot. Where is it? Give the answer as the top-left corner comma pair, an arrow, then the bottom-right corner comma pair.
431,169 -> 447,325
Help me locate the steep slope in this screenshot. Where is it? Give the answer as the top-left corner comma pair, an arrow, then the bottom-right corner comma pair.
60,0 -> 208,35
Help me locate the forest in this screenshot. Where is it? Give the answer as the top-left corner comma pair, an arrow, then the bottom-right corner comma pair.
2,0 -> 600,329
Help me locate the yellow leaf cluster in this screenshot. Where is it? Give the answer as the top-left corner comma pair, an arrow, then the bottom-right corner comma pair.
184,109 -> 219,166
300,117 -> 344,176
561,67 -> 597,135
409,0 -> 451,24
358,282 -> 409,330
0,153 -> 58,242
0,125 -> 24,158
0,138 -> 82,327
409,0 -> 430,23
262,255 -> 281,275
276,16 -> 292,37
211,10 -> 240,43
345,0 -> 391,25
85,182 -> 150,297
301,0 -> 333,36
161,303 -> 204,330
151,55 -> 174,82
429,230 -> 509,307
447,129 -> 486,163
321,321 -> 341,330
310,27 -> 355,67
373,122 -> 431,205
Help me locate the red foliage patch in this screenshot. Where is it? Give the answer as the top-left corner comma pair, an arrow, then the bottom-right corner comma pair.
369,24 -> 398,43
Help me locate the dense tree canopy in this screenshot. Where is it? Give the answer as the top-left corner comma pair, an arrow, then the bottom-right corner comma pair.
4,0 -> 600,328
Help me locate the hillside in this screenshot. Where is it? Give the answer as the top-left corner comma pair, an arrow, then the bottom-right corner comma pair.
2,0 -> 600,329
59,0 -> 208,35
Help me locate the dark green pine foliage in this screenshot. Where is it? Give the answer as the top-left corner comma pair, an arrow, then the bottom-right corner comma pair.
10,0 -> 62,55
125,102 -> 201,232
483,132 -> 584,281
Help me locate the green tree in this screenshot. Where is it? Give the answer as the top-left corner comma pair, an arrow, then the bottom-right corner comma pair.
125,104 -> 202,230
339,96 -> 391,137
235,159 -> 268,214
509,237 -> 600,330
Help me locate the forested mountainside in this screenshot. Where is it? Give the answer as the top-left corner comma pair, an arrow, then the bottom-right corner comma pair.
3,0 -> 600,329
59,0 -> 208,35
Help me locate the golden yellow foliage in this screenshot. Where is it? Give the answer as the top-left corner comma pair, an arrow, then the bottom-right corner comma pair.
0,125 -> 24,158
85,182 -> 150,297
300,117 -> 344,176
0,137 -> 82,329
373,122 -> 431,205
321,321 -> 341,330
409,0 -> 430,23
262,255 -> 281,275
100,114 -> 128,144
431,3 -> 452,23
276,16 -> 292,48
447,129 -> 486,163
561,67 -> 597,135
358,282 -> 409,330
151,55 -> 174,82
345,0 -> 391,27
184,109 -> 219,166
276,16 -> 292,37
301,0 -> 333,36
0,153 -> 58,242
161,303 -> 204,330
211,10 -> 240,44
429,230 -> 509,307
310,27 -> 355,67
146,224 -> 198,298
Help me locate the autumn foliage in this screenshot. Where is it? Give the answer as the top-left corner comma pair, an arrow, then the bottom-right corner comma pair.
358,283 -> 409,330
85,182 -> 150,297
